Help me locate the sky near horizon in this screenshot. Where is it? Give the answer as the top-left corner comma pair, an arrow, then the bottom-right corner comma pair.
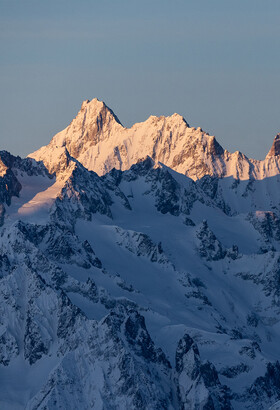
1,0 -> 280,159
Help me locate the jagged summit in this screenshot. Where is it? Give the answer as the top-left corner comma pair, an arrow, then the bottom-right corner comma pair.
28,98 -> 228,179
29,98 -> 280,181
267,134 -> 280,157
80,97 -> 123,125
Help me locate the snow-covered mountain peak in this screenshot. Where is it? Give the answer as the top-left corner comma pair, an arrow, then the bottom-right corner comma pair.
28,98 -> 280,182
145,112 -> 188,126
81,98 -> 90,109
29,98 -> 228,179
78,97 -> 122,124
28,98 -> 123,174
266,134 -> 280,157
170,112 -> 186,121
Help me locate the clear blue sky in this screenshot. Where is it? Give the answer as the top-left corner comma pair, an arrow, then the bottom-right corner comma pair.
1,0 -> 280,159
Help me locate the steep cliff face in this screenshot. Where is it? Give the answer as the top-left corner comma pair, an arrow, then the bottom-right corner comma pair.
267,134 -> 280,158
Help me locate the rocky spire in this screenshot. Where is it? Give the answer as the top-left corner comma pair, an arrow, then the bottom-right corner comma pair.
267,134 -> 280,157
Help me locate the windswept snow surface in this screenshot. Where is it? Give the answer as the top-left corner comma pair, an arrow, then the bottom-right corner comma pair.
7,173 -> 58,223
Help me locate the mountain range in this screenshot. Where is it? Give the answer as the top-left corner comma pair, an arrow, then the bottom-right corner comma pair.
1,98 -> 280,409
